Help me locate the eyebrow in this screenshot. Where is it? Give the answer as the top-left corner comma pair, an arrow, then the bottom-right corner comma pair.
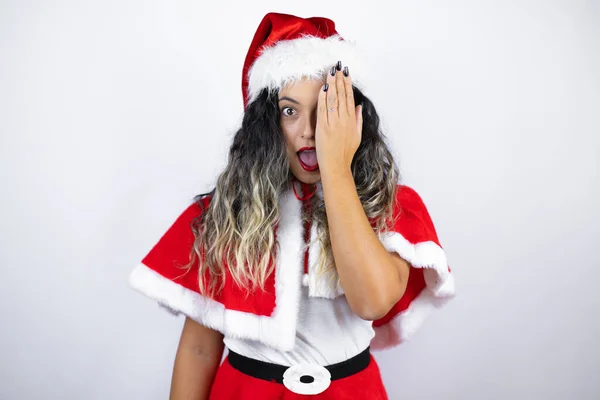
278,96 -> 300,105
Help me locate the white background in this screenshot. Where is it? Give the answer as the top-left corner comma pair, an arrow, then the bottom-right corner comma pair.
1,0 -> 599,399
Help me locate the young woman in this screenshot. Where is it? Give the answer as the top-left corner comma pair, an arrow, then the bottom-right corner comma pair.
130,12 -> 455,400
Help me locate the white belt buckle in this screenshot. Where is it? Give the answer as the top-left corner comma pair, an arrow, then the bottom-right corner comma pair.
282,363 -> 332,395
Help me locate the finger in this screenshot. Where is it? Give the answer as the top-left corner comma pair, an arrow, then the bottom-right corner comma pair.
356,105 -> 363,137
335,62 -> 347,118
326,64 -> 339,121
318,82 -> 329,125
343,66 -> 355,115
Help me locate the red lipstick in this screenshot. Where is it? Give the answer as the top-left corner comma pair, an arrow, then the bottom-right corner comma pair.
297,147 -> 319,172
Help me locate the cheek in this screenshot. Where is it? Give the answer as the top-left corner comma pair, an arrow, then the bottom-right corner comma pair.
281,119 -> 303,150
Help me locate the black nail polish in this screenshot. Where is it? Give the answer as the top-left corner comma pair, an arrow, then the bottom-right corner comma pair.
323,83 -> 329,91
343,66 -> 349,77
336,61 -> 342,71
330,66 -> 336,76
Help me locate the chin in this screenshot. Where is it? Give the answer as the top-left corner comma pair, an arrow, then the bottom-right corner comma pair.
291,169 -> 321,185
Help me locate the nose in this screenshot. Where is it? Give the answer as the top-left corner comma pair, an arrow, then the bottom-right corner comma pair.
302,112 -> 317,139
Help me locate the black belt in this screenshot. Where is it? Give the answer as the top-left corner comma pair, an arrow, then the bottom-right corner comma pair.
227,347 -> 371,384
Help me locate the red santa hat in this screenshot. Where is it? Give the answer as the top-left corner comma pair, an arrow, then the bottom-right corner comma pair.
241,12 -> 366,108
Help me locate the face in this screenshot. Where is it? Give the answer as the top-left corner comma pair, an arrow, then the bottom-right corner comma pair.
278,78 -> 324,185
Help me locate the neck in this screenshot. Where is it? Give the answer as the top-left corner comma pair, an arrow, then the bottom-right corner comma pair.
291,178 -> 317,201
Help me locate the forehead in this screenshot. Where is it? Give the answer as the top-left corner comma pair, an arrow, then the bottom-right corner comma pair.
278,77 -> 324,103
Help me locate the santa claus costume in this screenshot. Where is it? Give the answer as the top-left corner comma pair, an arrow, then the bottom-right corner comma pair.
129,12 -> 455,400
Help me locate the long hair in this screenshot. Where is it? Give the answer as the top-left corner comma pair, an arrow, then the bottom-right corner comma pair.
190,86 -> 399,296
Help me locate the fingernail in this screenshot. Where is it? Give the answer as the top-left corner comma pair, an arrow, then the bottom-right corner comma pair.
323,83 -> 329,92
336,61 -> 342,71
343,66 -> 349,77
330,66 -> 336,76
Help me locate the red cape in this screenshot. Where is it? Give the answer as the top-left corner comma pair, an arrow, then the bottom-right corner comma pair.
130,185 -> 455,351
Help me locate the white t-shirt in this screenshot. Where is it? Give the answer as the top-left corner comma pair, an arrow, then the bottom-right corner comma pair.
224,285 -> 375,366
226,191 -> 373,366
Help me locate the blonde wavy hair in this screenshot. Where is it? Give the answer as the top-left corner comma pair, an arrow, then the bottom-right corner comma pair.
189,88 -> 400,296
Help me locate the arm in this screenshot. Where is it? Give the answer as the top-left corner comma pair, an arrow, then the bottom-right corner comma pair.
170,317 -> 225,400
316,65 -> 409,321
321,170 -> 409,321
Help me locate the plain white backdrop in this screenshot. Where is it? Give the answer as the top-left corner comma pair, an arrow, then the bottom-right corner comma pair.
1,0 -> 599,399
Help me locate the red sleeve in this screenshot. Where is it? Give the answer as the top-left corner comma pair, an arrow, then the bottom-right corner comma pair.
371,185 -> 455,350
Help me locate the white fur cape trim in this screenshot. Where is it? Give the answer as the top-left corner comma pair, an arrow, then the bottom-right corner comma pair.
371,232 -> 456,350
129,189 -> 304,352
306,221 -> 345,298
247,35 -> 366,104
303,181 -> 344,299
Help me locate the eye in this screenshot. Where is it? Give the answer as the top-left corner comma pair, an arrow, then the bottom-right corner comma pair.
281,107 -> 297,117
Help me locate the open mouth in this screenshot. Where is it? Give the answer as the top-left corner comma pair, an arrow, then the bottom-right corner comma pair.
297,147 -> 319,172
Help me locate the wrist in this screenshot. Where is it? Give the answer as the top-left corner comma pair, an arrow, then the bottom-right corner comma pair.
320,164 -> 353,182
320,166 -> 354,192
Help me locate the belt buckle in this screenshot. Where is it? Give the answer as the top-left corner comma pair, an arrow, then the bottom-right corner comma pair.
282,363 -> 332,395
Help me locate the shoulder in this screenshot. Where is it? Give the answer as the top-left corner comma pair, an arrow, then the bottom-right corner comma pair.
172,193 -> 213,227
391,184 -> 432,220
393,185 -> 427,210
389,184 -> 440,245
141,193 -> 213,269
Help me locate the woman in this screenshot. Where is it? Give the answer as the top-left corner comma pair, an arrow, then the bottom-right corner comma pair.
129,12 -> 455,399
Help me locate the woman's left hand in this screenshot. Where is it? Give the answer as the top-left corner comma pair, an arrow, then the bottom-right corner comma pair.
315,61 -> 363,176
